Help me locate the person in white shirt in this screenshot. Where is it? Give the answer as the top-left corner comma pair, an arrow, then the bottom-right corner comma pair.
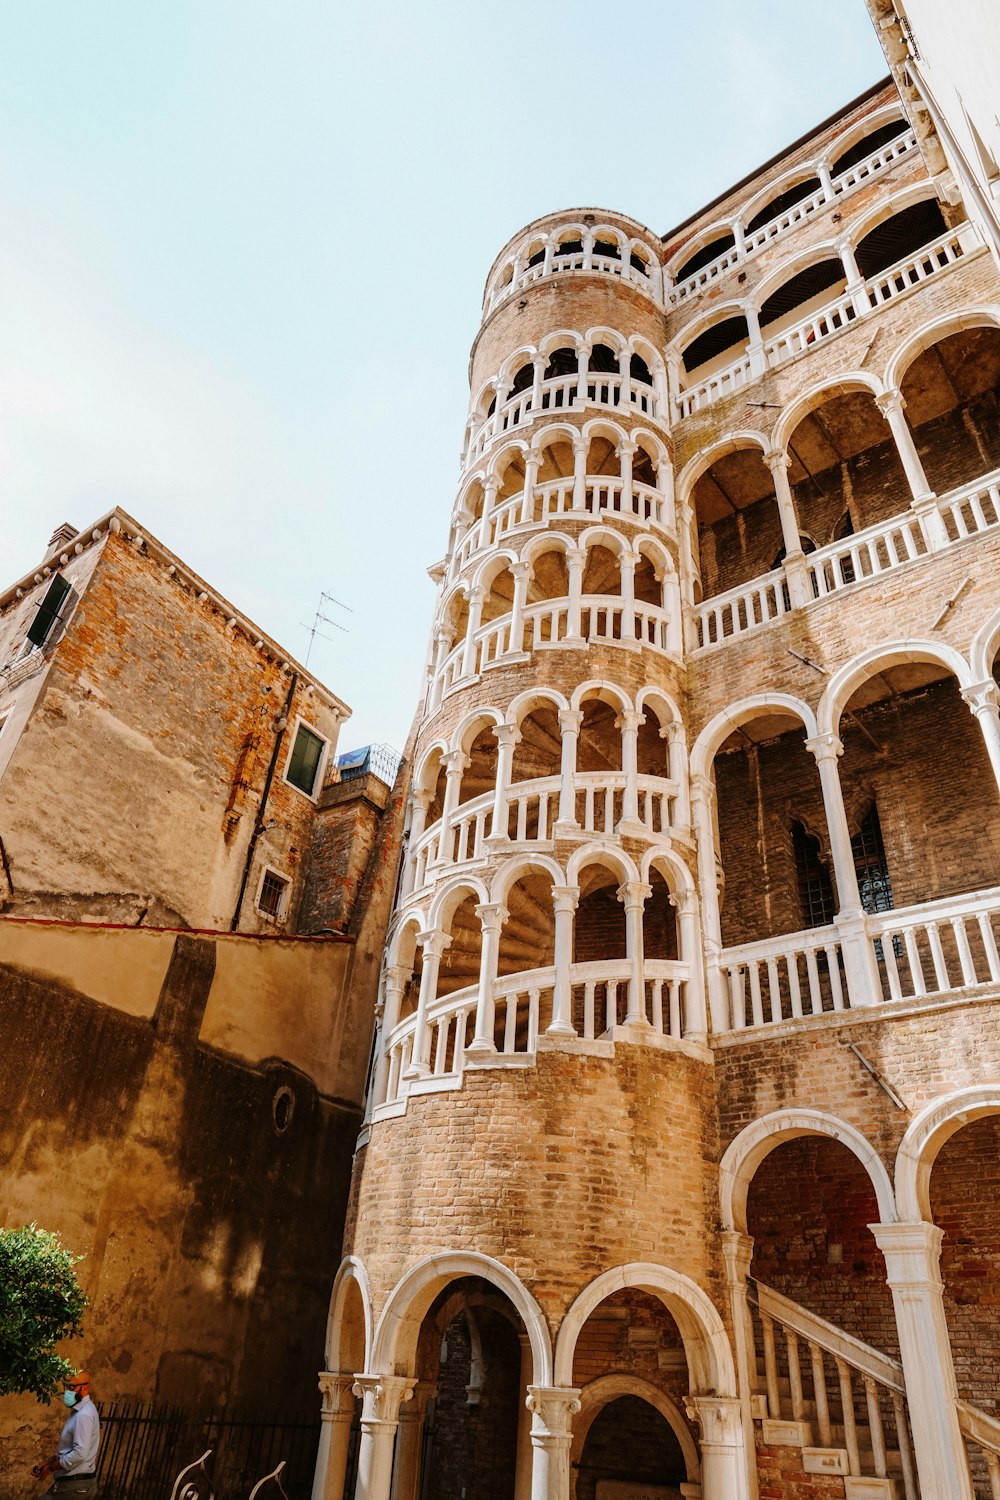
32,1371 -> 100,1497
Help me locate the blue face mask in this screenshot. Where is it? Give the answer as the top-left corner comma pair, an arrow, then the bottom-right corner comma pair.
63,1391 -> 79,1408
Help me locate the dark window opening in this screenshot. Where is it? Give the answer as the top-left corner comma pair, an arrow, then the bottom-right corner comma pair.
543,346 -> 577,380
593,238 -> 621,260
27,573 -> 72,648
831,119 -> 908,177
629,251 -> 649,275
835,512 -> 856,582
852,802 -> 894,916
588,342 -> 619,373
630,353 -> 653,386
487,395 -> 497,417
258,870 -> 289,918
509,363 -> 533,396
287,724 -> 326,796
771,536 -> 817,570
759,258 -> 846,328
681,315 -> 749,374
792,820 -> 836,928
557,238 -> 583,256
674,232 -> 736,282
745,176 -> 822,234
854,199 -> 948,280
527,247 -> 545,267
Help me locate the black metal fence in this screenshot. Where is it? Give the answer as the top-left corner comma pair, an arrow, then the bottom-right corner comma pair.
95,1400 -> 321,1499
336,742 -> 402,788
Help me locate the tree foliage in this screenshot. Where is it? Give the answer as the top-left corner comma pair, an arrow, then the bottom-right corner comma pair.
0,1224 -> 88,1402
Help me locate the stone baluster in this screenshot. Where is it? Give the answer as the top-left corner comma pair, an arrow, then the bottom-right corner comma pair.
764,450 -> 810,607
461,587 -> 486,678
870,1223 -> 975,1500
311,1373 -> 357,1500
352,1376 -> 416,1500
526,1386 -> 582,1500
406,930 -> 451,1077
962,680 -> 1000,800
805,733 -> 882,1008
549,886 -> 580,1037
619,881 -> 652,1026
556,710 -> 583,833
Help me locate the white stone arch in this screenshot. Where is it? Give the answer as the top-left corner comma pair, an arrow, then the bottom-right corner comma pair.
498,342 -> 541,389
566,842 -> 640,887
578,523 -> 630,558
531,421 -> 584,462
670,299 -> 749,362
665,218 -> 737,279
386,908 -> 427,970
470,372 -> 503,420
825,103 -> 910,173
884,304 -> 1000,393
471,548 -> 519,593
719,1108 -> 897,1234
752,239 -> 844,315
676,430 -> 770,509
581,413 -> 630,456
553,1262 -> 737,1397
629,423 -> 671,472
455,467 -> 488,516
569,1374 -> 701,1492
895,1085 -> 1000,1224
848,181 -> 948,261
585,323 -> 629,359
522,529 -> 573,568
817,639 -> 974,739
539,327 -> 585,361
740,160 -> 826,235
487,438 -> 531,489
505,686 -> 570,728
689,693 -> 818,782
969,605 -> 1000,682
639,845 -> 695,895
491,852 -> 566,907
486,257 -> 515,304
551,220 -> 589,250
589,222 -> 629,257
625,331 -> 666,375
634,532 -> 675,579
413,738 -> 448,794
370,1250 -> 553,1383
772,370 -> 885,453
636,684 -> 684,730
450,704 -> 505,755
325,1255 -> 374,1372
571,678 -> 633,715
428,873 -> 491,932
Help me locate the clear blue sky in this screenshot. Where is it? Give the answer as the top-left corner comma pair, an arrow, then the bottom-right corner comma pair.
0,2 -> 885,750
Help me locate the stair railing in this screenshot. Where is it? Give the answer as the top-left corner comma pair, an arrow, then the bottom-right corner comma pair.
748,1279 -> 919,1499
957,1400 -> 1000,1499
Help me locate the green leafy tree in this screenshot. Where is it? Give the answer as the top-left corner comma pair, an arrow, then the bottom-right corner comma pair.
0,1224 -> 88,1402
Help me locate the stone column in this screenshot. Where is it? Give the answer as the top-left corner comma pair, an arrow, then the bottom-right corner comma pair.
390,1381 -> 436,1500
370,964 -> 410,1108
468,901 -> 507,1053
876,389 -> 941,531
572,440 -> 588,512
664,570 -> 683,655
406,930 -> 450,1077
618,440 -> 635,516
817,158 -> 835,198
764,450 -> 810,607
743,302 -> 767,378
720,1234 -> 760,1500
509,563 -> 531,654
675,887 -> 708,1041
531,355 -> 546,414
352,1376 -> 416,1500
436,749 -> 469,864
804,733 -> 882,1008
556,710 -> 583,833
575,345 -> 590,407
521,454 -> 540,525
667,722 -> 690,829
690,772 -> 729,1032
542,240 -> 555,276
400,791 -> 432,900
461,587 -> 486,678
961,680 -> 1000,799
618,348 -> 632,410
730,215 -> 746,259
666,350 -> 683,419
514,1335 -> 534,1500
566,549 -> 586,643
837,236 -> 871,317
489,724 -> 520,842
477,479 -> 499,551
870,1222 -> 974,1500
311,1373 -> 357,1500
619,552 -> 637,643
619,880 -> 652,1025
429,628 -> 451,711
683,1395 -> 750,1500
617,709 -> 644,831
549,886 -> 580,1037
656,454 -> 677,531
527,1386 -> 581,1500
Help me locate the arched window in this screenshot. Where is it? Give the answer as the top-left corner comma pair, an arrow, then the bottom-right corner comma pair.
852,802 -> 893,915
674,231 -> 736,282
630,353 -> 653,386
792,820 -> 835,928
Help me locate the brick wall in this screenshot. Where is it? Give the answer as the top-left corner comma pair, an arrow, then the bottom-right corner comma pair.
424,1303 -> 521,1500
576,1395 -> 686,1499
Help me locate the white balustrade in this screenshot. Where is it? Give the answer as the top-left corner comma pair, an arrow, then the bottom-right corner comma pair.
669,128 -> 917,304
958,1400 -> 1000,1500
690,465 -> 1000,654
676,221 -> 980,421
721,926 -> 847,1030
467,374 -> 662,466
866,885 -> 1000,1003
749,1280 -> 918,1500
485,245 -> 661,316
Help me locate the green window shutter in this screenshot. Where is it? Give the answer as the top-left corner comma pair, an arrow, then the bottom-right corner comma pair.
27,574 -> 71,646
287,725 -> 325,794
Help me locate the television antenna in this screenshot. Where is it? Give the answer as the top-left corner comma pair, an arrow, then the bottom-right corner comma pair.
302,590 -> 352,667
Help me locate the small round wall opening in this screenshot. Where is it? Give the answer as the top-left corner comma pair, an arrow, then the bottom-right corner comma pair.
272,1085 -> 295,1135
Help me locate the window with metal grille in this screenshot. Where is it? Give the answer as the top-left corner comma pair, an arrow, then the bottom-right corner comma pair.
286,723 -> 326,796
257,869 -> 288,918
852,802 -> 894,914
26,573 -> 71,648
792,820 -> 836,928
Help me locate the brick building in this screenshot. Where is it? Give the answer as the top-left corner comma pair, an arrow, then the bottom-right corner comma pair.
0,512 -> 404,1492
316,52 -> 1000,1500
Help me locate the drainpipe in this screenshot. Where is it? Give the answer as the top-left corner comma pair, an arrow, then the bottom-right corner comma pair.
230,671 -> 298,931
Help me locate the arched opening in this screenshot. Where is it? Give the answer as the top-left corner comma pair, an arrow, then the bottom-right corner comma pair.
581,543 -> 622,597
437,892 -> 484,1002
480,566 -> 515,626
899,324 -> 1000,496
576,1395 -> 687,1500
633,550 -> 663,607
674,229 -> 736,283
510,705 -> 562,785
458,723 -> 499,808
643,867 -> 678,960
422,747 -> 447,826
691,443 -> 780,599
745,174 -> 822,234
574,860 -> 626,964
782,385 -> 912,548
395,922 -> 424,1025
508,360 -> 534,399
577,697 -> 622,773
496,449 -> 527,505
498,868 -> 555,977
681,314 -> 750,388
543,346 -> 579,411
446,591 -> 470,653
526,546 -> 569,604
830,117 -> 908,176
585,428 -> 622,480
854,198 -> 948,280
758,257 -> 848,341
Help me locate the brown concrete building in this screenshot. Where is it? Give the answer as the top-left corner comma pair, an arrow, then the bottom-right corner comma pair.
0,513 -> 405,1494
319,66 -> 1000,1500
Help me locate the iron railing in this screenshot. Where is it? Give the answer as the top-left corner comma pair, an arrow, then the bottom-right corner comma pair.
96,1400 -> 321,1499
336,742 -> 403,788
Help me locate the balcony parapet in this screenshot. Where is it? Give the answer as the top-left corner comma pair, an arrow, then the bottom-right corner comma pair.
466,372 -> 662,468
